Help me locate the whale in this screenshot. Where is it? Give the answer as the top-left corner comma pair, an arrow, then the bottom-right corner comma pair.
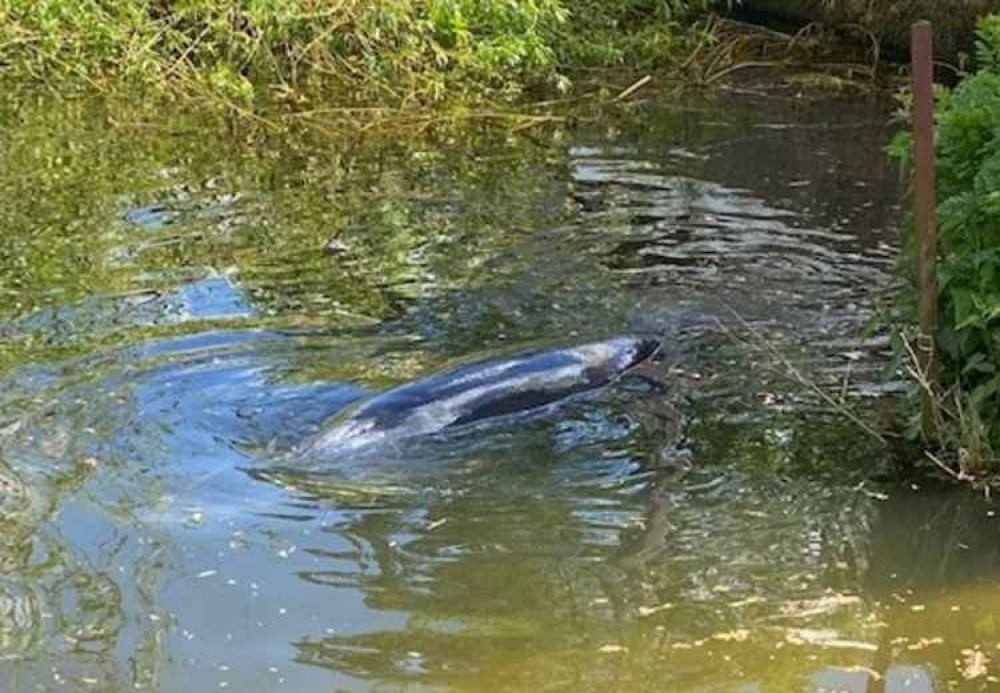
297,335 -> 661,458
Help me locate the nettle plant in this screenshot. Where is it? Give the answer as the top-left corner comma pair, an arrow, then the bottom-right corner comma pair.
889,13 -> 1000,453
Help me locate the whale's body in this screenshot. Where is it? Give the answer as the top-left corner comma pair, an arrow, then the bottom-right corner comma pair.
298,336 -> 660,457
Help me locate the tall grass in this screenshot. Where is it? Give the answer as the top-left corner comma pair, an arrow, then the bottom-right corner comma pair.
0,1 -> 718,106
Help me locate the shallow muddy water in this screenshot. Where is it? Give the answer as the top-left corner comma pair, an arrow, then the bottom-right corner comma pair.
2,86 -> 999,692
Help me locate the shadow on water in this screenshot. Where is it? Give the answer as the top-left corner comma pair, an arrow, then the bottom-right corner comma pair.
1,85 -> 999,691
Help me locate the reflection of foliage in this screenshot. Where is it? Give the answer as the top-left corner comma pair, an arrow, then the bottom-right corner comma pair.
0,90 -> 572,376
0,345 -> 176,689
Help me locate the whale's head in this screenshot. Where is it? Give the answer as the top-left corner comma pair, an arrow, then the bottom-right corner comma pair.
620,335 -> 661,371
573,336 -> 659,379
575,336 -> 660,378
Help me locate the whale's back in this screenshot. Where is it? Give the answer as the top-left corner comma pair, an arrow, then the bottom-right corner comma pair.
301,335 -> 659,456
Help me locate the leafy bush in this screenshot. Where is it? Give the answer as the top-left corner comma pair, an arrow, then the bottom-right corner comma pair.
888,13 -> 1000,458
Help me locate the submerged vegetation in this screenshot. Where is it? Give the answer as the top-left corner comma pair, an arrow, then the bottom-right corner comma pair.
0,0 -> 720,108
889,13 -> 1000,476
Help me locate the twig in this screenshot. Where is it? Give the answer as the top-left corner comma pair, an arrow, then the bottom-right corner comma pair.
616,75 -> 651,101
898,332 -> 949,430
165,24 -> 214,79
680,17 -> 717,71
838,23 -> 880,84
925,450 -> 963,480
714,18 -> 794,43
718,307 -> 888,444
704,60 -> 783,84
840,360 -> 852,403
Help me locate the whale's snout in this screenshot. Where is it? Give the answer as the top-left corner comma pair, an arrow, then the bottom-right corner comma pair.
624,336 -> 661,370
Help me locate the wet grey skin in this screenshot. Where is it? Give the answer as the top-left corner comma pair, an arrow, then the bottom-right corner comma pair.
299,335 -> 661,457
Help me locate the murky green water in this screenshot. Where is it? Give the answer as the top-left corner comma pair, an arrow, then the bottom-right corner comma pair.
2,86 -> 999,692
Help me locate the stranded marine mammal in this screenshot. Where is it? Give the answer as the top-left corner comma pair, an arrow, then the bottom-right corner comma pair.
298,335 -> 660,458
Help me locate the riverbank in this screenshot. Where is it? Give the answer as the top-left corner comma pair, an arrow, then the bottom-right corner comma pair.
0,1 -> 715,111
737,0 -> 992,67
5,2 -> 990,122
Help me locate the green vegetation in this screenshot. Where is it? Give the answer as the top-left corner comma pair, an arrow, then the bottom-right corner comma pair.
0,1 -> 718,108
889,13 -> 1000,473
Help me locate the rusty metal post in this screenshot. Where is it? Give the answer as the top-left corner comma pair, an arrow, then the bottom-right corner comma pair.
911,21 -> 939,440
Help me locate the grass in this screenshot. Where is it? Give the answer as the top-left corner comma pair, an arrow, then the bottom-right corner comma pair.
0,1 -> 720,111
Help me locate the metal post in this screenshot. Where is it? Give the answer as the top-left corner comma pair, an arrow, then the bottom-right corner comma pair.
911,21 -> 939,440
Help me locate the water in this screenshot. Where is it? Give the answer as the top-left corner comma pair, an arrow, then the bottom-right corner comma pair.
1,86 -> 999,692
